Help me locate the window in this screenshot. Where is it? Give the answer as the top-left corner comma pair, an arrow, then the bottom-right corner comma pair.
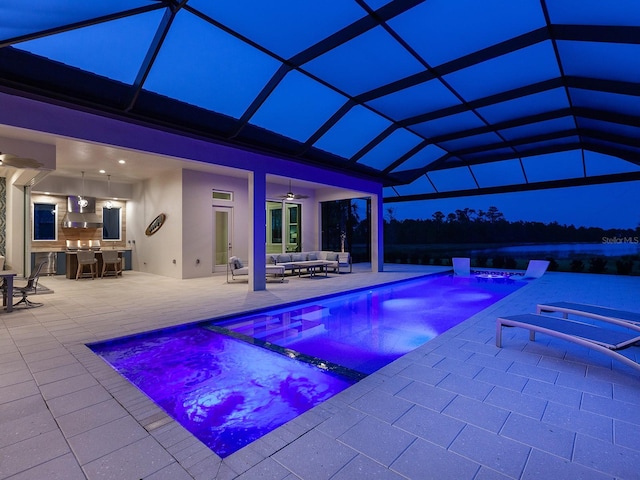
33,203 -> 57,241
271,207 -> 282,244
102,207 -> 121,240
212,190 -> 233,201
267,201 -> 302,253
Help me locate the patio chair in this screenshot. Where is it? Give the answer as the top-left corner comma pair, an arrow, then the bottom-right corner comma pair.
12,261 -> 47,308
496,312 -> 640,373
522,259 -> 549,279
452,257 -> 471,276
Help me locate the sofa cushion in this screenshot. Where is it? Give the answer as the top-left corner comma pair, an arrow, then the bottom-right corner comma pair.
306,253 -> 318,261
291,253 -> 304,262
276,254 -> 292,264
325,252 -> 338,261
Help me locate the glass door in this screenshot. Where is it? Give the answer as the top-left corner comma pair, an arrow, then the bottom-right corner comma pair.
286,203 -> 300,252
266,201 -> 282,254
213,206 -> 232,272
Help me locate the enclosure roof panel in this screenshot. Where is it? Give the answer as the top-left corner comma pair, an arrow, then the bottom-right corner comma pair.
2,0 -> 640,199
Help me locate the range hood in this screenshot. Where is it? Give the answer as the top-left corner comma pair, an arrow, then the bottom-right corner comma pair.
62,196 -> 102,229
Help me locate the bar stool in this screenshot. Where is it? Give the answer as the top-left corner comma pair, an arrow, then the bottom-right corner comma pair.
76,251 -> 97,280
101,250 -> 122,278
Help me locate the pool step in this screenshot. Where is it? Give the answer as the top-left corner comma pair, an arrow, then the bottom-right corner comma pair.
252,321 -> 303,339
290,307 -> 331,323
224,316 -> 280,333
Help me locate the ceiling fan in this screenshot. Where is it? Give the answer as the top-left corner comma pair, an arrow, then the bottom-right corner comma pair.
0,152 -> 43,169
278,180 -> 309,200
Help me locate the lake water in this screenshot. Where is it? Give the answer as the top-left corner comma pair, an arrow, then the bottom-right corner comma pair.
471,242 -> 639,258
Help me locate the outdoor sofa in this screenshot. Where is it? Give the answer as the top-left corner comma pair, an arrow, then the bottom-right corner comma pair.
267,251 -> 351,274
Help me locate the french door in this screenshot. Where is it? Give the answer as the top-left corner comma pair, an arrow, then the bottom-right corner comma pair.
212,206 -> 232,272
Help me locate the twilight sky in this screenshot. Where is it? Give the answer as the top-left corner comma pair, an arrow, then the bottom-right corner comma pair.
387,180 -> 640,230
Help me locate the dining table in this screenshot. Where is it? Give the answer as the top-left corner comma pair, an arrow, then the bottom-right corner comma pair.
1,270 -> 18,313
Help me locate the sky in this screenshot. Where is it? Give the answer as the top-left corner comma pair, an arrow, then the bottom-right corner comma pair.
388,180 -> 640,230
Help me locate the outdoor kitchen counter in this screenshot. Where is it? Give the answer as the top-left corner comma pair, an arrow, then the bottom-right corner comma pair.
65,250 -> 127,279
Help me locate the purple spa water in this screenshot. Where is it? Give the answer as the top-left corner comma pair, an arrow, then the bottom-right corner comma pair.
90,273 -> 525,457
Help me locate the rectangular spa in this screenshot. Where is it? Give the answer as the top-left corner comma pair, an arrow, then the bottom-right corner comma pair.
90,273 -> 525,457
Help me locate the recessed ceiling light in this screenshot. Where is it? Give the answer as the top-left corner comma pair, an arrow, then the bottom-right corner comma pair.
99,169 -> 106,174
118,160 -> 126,164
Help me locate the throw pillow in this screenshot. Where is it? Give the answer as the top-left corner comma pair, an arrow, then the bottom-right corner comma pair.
326,253 -> 338,261
291,253 -> 304,262
276,254 -> 292,264
307,253 -> 318,261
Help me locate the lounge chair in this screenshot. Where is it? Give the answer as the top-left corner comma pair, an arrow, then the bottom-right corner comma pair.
496,312 -> 640,372
537,302 -> 640,327
228,256 -> 285,282
522,259 -> 549,279
452,257 -> 471,276
337,253 -> 352,273
228,256 -> 249,282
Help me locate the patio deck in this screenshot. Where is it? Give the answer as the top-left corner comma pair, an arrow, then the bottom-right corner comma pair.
1,265 -> 639,479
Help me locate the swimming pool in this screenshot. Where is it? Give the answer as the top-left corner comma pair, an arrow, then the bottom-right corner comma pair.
90,273 -> 525,457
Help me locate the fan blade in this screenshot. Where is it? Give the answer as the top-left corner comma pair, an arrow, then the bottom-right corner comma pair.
0,153 -> 43,169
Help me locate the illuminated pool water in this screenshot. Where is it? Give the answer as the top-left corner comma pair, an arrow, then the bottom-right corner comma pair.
90,273 -> 525,457
216,274 -> 525,374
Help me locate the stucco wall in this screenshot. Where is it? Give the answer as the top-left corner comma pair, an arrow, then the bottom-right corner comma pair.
181,169 -> 250,278
130,169 -> 183,278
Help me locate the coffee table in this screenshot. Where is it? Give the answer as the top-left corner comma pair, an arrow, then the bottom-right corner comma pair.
292,260 -> 331,277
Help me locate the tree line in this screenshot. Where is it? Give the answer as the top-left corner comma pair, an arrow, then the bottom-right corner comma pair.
384,206 -> 639,245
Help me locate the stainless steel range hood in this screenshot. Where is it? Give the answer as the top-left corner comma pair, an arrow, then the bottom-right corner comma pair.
62,196 -> 102,229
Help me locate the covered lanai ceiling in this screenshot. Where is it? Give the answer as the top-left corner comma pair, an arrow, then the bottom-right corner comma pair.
2,0 -> 640,202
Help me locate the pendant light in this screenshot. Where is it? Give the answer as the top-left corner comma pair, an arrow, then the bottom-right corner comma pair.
78,171 -> 89,208
105,175 -> 113,209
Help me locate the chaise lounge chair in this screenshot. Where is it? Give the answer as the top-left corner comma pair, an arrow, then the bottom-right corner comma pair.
452,257 -> 471,276
496,311 -> 640,373
521,259 -> 550,279
537,301 -> 640,327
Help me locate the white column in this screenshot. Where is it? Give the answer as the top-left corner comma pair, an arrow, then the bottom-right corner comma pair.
248,171 -> 266,291
371,192 -> 384,272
